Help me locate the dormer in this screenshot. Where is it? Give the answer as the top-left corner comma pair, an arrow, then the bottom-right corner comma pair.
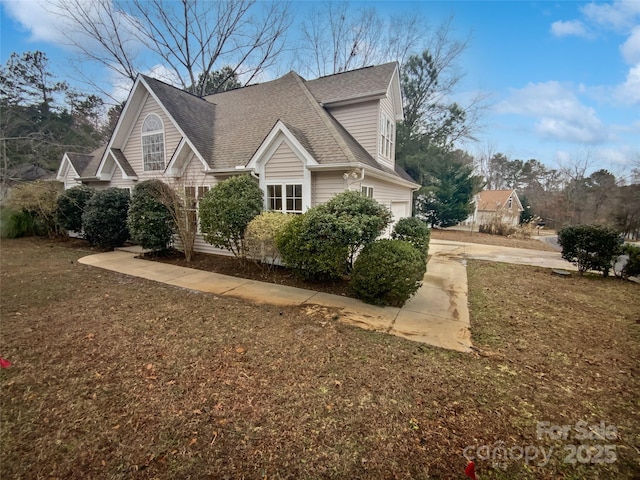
305,62 -> 404,168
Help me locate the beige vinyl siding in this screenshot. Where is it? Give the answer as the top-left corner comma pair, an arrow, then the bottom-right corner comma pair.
64,166 -> 81,189
179,154 -> 211,186
377,89 -> 396,169
264,142 -> 304,181
312,171 -> 346,206
352,176 -> 413,216
83,181 -> 110,191
108,165 -> 134,190
123,94 -> 182,178
328,100 -> 378,158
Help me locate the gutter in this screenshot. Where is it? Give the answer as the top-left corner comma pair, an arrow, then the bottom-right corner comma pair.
307,163 -> 419,190
319,91 -> 386,108
206,167 -> 254,175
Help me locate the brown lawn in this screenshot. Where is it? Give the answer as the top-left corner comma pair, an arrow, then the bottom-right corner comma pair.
0,238 -> 638,479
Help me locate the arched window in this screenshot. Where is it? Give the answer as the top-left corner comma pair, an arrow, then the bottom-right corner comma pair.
142,114 -> 165,171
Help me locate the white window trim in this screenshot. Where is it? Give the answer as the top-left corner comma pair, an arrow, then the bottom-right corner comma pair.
379,112 -> 395,160
266,181 -> 303,214
361,185 -> 374,199
185,185 -> 210,233
141,113 -> 166,172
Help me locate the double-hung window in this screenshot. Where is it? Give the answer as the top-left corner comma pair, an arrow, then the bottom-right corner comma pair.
185,186 -> 210,232
379,113 -> 395,159
361,185 -> 374,198
142,114 -> 165,171
267,183 -> 302,213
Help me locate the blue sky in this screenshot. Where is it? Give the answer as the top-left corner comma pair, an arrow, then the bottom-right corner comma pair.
1,0 -> 639,179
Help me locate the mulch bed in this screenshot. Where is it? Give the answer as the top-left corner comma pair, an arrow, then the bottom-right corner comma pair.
145,248 -> 353,298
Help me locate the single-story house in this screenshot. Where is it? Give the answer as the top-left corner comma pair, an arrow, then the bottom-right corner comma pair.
57,62 -> 419,253
463,189 -> 524,228
1,163 -> 57,202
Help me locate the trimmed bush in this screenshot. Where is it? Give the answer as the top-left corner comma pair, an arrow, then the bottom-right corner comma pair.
557,224 -> 622,276
277,209 -> 349,281
82,188 -> 130,249
127,180 -> 175,252
245,211 -> 293,270
317,190 -> 392,268
391,217 -> 430,258
56,185 -> 95,233
277,191 -> 392,280
621,243 -> 640,278
350,239 -> 426,307
199,175 -> 263,260
7,180 -> 62,237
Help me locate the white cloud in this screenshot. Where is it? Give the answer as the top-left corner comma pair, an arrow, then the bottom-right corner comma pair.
596,146 -> 635,165
581,0 -> 640,32
497,82 -> 608,144
621,26 -> 640,64
614,64 -> 640,104
2,0 -> 70,44
550,20 -> 589,38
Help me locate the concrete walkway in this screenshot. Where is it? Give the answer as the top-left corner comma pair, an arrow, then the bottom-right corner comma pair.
77,240 -> 571,354
78,246 -> 473,352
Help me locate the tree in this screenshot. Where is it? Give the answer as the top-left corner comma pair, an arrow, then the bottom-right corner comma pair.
127,180 -> 175,252
187,67 -> 241,96
52,0 -> 290,98
415,148 -> 481,228
1,51 -> 105,173
199,175 -> 263,260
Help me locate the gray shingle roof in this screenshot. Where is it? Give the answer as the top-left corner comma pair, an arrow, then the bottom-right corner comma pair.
199,66 -> 411,183
70,64 -> 412,184
141,75 -> 216,162
305,62 -> 398,104
110,148 -> 136,177
67,145 -> 106,178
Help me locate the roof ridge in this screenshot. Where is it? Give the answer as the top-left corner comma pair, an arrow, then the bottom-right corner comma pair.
203,71 -> 299,101
289,72 -> 358,163
140,74 -> 214,103
309,61 -> 398,81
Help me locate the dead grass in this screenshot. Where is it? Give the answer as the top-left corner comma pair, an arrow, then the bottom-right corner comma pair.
431,228 -> 557,251
1,238 -> 638,479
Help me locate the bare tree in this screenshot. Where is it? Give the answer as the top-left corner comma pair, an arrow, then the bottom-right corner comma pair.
296,2 -> 430,78
51,0 -> 291,97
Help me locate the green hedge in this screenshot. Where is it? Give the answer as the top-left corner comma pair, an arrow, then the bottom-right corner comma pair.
391,217 -> 430,258
56,185 -> 95,233
557,224 -> 621,276
199,175 -> 263,259
277,191 -> 391,280
127,180 -> 175,252
621,244 -> 640,278
350,239 -> 426,307
82,188 -> 130,249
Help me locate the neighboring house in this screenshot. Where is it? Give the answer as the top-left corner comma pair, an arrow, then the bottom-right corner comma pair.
463,189 -> 524,227
57,62 -> 419,253
1,163 -> 57,202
